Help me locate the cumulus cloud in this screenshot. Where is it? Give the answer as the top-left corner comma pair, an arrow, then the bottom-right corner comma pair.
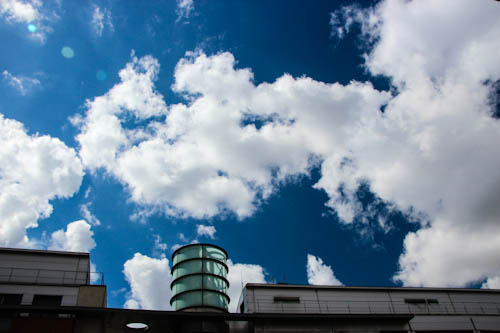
329,0 -> 500,287
0,0 -> 58,42
75,51 -> 388,221
91,5 -> 113,37
75,0 -> 500,289
49,220 -> 96,253
0,114 -> 84,248
196,224 -> 216,239
306,254 -> 343,286
123,253 -> 172,310
226,260 -> 267,312
2,70 -> 41,95
176,0 -> 194,22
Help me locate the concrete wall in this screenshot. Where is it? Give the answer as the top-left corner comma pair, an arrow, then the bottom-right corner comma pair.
77,285 -> 107,307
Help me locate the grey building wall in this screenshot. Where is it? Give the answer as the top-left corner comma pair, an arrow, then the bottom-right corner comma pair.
0,248 -> 90,285
240,283 -> 500,332
0,248 -> 105,308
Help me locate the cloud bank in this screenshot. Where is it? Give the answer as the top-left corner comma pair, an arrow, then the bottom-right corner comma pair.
330,0 -> 500,288
76,0 -> 500,289
0,114 -> 84,248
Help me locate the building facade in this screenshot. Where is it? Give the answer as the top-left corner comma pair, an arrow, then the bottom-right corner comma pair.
1,247 -> 500,332
238,283 -> 500,332
0,247 -> 106,332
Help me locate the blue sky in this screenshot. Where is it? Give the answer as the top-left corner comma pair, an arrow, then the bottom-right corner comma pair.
1,0 -> 500,311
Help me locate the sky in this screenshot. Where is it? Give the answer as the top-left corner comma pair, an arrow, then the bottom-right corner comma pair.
1,0 -> 500,311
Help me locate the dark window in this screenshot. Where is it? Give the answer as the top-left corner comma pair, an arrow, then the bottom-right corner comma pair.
273,296 -> 300,303
0,293 -> 22,305
240,302 -> 245,313
405,298 -> 426,304
32,295 -> 62,306
405,298 -> 439,304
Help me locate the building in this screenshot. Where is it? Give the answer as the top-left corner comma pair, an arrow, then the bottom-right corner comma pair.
238,283 -> 500,332
1,245 -> 500,332
0,247 -> 106,332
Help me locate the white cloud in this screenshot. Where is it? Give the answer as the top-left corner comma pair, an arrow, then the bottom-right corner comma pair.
123,253 -> 172,310
91,5 -> 113,37
2,70 -> 40,95
0,0 -> 39,23
196,224 -> 216,239
49,220 -> 96,253
177,233 -> 188,242
226,260 -> 267,312
0,0 -> 58,43
152,234 -> 167,258
75,51 -> 388,221
176,0 -> 194,22
306,254 -> 343,286
75,0 -> 500,289
79,202 -> 101,226
0,114 -> 84,248
482,276 -> 500,290
329,0 -> 500,287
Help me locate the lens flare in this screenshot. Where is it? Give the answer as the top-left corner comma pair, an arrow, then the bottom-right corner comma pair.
96,70 -> 107,81
61,47 -> 75,59
27,24 -> 37,32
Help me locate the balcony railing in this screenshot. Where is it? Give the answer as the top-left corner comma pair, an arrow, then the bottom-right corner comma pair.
253,298 -> 500,316
0,267 -> 104,285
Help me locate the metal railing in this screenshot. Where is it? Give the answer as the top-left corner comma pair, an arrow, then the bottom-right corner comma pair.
254,298 -> 500,316
0,267 -> 104,285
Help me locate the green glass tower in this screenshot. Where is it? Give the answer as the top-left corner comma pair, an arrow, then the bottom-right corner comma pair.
170,244 -> 230,312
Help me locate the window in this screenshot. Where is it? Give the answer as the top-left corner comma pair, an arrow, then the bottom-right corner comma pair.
32,295 -> 62,306
0,293 -> 22,305
273,296 -> 300,303
404,298 -> 439,304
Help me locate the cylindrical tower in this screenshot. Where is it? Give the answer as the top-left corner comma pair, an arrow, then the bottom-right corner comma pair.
170,243 -> 230,312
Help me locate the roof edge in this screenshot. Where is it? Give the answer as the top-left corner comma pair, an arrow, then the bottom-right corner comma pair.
0,247 -> 89,257
243,283 -> 500,293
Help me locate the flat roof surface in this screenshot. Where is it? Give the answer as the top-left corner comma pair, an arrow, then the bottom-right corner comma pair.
0,247 -> 89,257
244,283 -> 500,293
